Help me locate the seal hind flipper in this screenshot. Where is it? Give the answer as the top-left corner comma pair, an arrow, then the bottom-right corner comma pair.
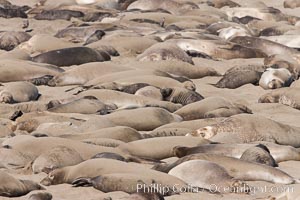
28,75 -> 54,86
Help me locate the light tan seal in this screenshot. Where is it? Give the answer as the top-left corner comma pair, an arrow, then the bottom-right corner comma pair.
0,82 -> 39,103
168,160 -> 250,194
174,97 -> 251,120
259,68 -> 294,89
153,153 -> 299,184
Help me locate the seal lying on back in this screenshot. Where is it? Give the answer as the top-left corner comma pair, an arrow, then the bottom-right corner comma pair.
259,68 -> 294,89
188,114 -> 300,147
32,47 -> 111,66
258,87 -> 300,110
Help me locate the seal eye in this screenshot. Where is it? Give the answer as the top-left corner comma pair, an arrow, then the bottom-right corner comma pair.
49,174 -> 54,180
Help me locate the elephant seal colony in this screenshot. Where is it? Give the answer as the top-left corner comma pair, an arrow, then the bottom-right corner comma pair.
2,0 -> 300,200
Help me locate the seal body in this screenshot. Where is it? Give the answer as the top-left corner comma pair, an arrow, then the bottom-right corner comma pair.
259,68 -> 293,89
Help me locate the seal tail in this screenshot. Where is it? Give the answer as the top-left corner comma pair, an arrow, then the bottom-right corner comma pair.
208,83 -> 220,88
72,177 -> 93,187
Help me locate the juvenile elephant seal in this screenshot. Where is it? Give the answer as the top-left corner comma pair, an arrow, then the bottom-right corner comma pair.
153,153 -> 298,184
174,97 -> 251,120
0,31 -> 31,51
213,70 -> 262,89
137,43 -> 194,64
0,82 -> 39,103
0,171 -> 43,197
188,114 -> 300,147
161,87 -> 204,105
259,68 -> 294,89
32,47 -> 110,66
32,145 -> 84,174
48,96 -> 116,115
258,88 -> 300,110
240,144 -> 278,167
168,160 -> 250,194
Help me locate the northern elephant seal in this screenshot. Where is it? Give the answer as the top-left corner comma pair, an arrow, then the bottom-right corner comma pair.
153,153 -> 298,184
27,192 -> 52,200
284,0 -> 300,8
0,82 -> 39,103
213,70 -> 262,89
188,114 -> 300,147
173,142 -> 300,163
168,160 -> 250,194
32,47 -> 110,66
32,145 -> 84,174
40,158 -> 187,189
117,136 -> 210,160
161,87 -> 204,105
259,68 -> 293,89
240,144 -> 278,167
137,42 -> 194,64
48,96 -> 116,114
0,31 -> 31,51
258,88 -> 300,110
0,171 -> 43,197
135,86 -> 163,100
174,97 -> 251,120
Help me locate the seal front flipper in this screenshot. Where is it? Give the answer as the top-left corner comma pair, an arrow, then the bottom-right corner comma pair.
72,177 -> 93,187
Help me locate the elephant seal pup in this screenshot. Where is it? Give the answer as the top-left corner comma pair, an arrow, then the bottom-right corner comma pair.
284,0 -> 300,8
105,107 -> 182,131
240,144 -> 278,167
0,31 -> 31,51
161,87 -> 204,105
213,70 -> 262,89
27,192 -> 52,200
0,82 -> 39,103
230,36 -> 299,57
40,158 -> 187,190
47,96 -> 116,115
173,142 -> 300,163
137,43 -> 194,65
146,127 -> 192,137
32,145 -> 84,174
188,114 -> 300,147
153,153 -> 298,184
117,136 -> 210,160
78,89 -> 182,112
258,88 -> 300,110
174,97 -> 251,120
168,160 -> 250,194
72,173 -> 181,196
259,68 -> 293,89
0,171 -> 43,197
135,86 -> 163,100
61,126 -> 143,142
32,47 -> 110,66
